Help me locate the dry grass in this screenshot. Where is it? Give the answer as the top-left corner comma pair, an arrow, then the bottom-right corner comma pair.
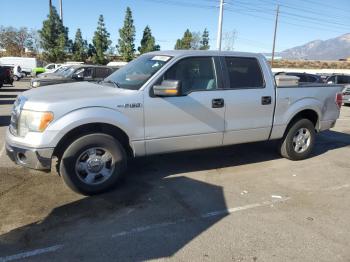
270,60 -> 350,69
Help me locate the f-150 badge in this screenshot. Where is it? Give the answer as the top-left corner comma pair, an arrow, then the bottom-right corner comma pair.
117,103 -> 142,108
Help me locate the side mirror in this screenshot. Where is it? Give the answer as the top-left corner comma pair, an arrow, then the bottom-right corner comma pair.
153,80 -> 181,97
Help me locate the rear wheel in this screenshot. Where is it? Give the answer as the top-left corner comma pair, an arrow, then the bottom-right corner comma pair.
279,118 -> 316,160
59,133 -> 127,195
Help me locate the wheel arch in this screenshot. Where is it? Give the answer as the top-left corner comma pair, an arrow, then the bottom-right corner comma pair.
53,122 -> 134,160
284,109 -> 319,136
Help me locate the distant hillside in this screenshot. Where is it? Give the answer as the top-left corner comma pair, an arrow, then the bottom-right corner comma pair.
280,33 -> 350,60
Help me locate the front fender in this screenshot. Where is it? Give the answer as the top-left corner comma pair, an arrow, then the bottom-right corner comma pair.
45,106 -> 144,147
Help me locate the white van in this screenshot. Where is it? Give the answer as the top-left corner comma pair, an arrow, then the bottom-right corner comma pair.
0,57 -> 43,76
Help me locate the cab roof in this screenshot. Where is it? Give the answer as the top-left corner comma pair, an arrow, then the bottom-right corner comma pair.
146,50 -> 264,59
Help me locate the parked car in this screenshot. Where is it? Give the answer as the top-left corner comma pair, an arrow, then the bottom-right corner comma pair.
32,63 -> 62,77
0,65 -> 24,81
326,74 -> 350,85
342,85 -> 350,106
0,65 -> 14,87
6,51 -> 343,195
0,57 -> 43,76
37,65 -> 72,78
30,65 -> 117,88
275,72 -> 324,84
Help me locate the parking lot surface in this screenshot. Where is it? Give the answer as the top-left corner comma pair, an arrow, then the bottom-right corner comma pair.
0,81 -> 350,261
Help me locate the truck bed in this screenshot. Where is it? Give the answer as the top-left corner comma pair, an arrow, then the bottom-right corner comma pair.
270,84 -> 343,139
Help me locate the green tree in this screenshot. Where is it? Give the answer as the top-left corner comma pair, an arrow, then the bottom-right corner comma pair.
39,6 -> 68,62
174,29 -> 192,50
174,39 -> 182,50
200,28 -> 210,50
92,15 -> 111,64
138,26 -> 160,54
117,7 -> 136,61
72,28 -> 87,61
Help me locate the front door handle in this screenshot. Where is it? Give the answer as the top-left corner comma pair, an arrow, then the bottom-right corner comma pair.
212,98 -> 224,108
261,96 -> 272,105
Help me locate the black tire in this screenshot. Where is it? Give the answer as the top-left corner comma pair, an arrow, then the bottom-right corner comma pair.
59,133 -> 127,195
0,81 -> 3,88
279,118 -> 316,161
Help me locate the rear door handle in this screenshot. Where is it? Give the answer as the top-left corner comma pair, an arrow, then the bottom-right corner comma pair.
212,98 -> 224,108
261,96 -> 272,105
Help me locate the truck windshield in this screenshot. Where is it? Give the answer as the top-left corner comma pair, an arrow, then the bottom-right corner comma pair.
104,54 -> 172,90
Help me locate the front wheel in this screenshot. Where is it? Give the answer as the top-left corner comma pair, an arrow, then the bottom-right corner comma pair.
59,133 -> 127,195
279,119 -> 316,161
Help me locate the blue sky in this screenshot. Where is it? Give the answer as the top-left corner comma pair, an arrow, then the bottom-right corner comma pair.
1,0 -> 349,53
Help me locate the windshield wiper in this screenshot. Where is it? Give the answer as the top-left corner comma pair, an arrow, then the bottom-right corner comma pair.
100,80 -> 121,88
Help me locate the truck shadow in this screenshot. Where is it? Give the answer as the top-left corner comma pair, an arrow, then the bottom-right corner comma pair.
313,130 -> 350,157
0,130 -> 349,260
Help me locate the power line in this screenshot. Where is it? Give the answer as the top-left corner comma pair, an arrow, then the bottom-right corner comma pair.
223,0 -> 350,30
142,0 -> 217,10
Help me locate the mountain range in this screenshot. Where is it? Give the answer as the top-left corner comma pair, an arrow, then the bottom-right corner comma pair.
279,33 -> 350,60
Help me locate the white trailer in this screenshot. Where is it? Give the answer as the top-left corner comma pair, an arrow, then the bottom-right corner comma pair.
0,57 -> 43,75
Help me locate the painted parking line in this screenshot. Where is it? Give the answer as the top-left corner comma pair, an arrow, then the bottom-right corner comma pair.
0,245 -> 64,262
325,184 -> 350,191
112,197 -> 291,238
0,145 -> 5,158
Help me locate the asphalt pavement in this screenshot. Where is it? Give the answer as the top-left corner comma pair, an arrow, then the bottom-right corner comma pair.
0,80 -> 350,262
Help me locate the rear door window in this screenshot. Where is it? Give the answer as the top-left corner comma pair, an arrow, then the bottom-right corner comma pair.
224,57 -> 264,89
95,68 -> 111,78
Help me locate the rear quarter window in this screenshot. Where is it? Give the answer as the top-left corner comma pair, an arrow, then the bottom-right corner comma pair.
224,57 -> 264,89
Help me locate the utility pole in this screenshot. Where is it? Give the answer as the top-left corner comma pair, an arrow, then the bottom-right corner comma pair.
271,4 -> 279,67
49,0 -> 52,15
59,0 -> 63,23
216,0 -> 224,51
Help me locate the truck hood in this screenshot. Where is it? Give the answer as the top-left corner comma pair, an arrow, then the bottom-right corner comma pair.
21,82 -> 138,111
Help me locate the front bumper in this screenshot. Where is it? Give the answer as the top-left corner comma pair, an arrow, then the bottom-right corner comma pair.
6,142 -> 54,170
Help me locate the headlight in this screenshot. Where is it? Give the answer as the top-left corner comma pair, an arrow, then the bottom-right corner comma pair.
32,81 -> 40,88
18,110 -> 54,137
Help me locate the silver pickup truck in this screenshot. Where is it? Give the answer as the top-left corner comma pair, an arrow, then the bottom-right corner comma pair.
5,51 -> 343,195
